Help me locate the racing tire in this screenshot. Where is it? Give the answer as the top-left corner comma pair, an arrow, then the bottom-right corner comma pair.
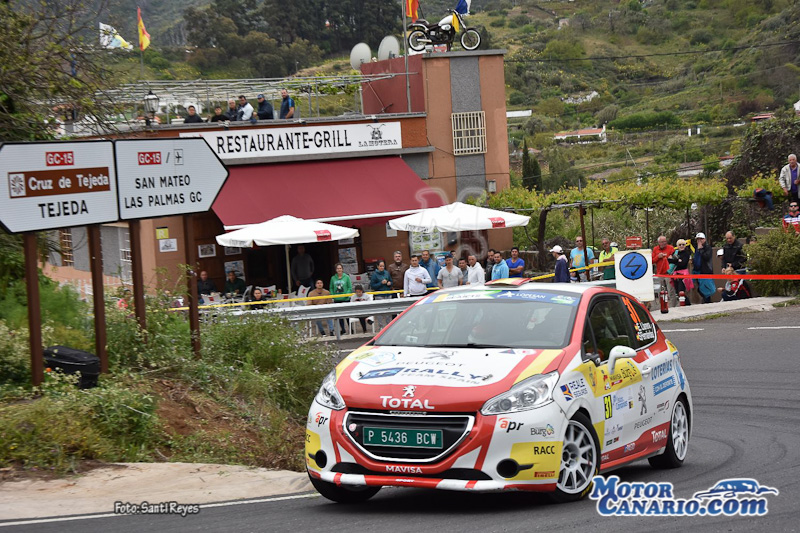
408,30 -> 428,52
460,29 -> 481,51
551,412 -> 600,503
309,473 -> 381,504
648,397 -> 689,469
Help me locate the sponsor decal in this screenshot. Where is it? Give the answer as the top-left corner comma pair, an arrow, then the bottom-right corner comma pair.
313,412 -> 329,427
561,378 -> 589,401
359,367 -> 404,380
624,442 -> 636,453
603,374 -> 611,390
633,416 -> 654,430
638,385 -> 648,415
550,295 -> 578,305
634,321 -> 656,342
657,400 -> 670,413
530,424 -> 556,437
613,392 -> 631,411
348,423 -> 357,432
535,471 -> 555,478
426,351 -> 455,360
651,359 -> 674,380
603,395 -> 613,419
653,377 -> 676,395
651,429 -> 668,443
586,370 -> 597,389
532,444 -> 557,454
386,465 -> 423,474
354,351 -> 396,367
402,385 -> 416,397
676,359 -> 686,391
379,395 -> 435,410
605,437 -> 619,446
590,476 -> 779,517
605,423 -> 623,438
498,418 -> 525,432
601,453 -> 610,462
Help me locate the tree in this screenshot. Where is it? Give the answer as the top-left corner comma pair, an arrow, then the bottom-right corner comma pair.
0,0 -> 121,141
521,140 -> 542,191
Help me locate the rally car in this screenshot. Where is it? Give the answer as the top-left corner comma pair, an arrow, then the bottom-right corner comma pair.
306,280 -> 692,503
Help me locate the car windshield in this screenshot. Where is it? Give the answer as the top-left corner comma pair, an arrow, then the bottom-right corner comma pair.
374,290 -> 579,349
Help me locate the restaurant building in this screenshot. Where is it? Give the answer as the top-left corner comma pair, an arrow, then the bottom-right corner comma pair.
45,49 -> 512,295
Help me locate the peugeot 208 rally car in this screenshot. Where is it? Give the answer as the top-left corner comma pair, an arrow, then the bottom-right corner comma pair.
306,280 -> 692,503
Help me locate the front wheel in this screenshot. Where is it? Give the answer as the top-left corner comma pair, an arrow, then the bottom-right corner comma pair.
551,412 -> 599,503
460,28 -> 481,51
309,473 -> 381,503
648,397 -> 689,469
408,30 -> 428,52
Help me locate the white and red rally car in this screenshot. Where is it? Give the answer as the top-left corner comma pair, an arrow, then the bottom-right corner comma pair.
306,280 -> 692,503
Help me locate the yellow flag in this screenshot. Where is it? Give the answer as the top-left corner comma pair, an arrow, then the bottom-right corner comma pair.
137,7 -> 150,51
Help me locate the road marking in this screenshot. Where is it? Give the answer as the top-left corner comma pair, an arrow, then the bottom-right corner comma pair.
747,326 -> 800,330
0,493 -> 318,528
660,328 -> 705,332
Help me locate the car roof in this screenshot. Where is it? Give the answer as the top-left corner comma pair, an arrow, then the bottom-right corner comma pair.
441,280 -> 606,296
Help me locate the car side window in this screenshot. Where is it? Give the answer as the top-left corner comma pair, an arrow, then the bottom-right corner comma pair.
582,319 -> 599,361
586,297 -> 635,361
620,296 -> 657,349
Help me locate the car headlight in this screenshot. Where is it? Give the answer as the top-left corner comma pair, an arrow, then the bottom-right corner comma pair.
480,372 -> 559,415
315,370 -> 345,410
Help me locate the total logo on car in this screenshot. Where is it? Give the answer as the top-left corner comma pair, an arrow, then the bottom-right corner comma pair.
306,280 -> 692,503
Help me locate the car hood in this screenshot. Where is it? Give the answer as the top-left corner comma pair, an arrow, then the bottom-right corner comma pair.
334,345 -> 565,412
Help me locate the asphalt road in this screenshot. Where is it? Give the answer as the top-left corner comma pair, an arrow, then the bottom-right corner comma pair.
6,308 -> 800,532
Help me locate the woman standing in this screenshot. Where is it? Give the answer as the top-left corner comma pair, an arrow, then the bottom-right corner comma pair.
369,260 -> 393,329
668,239 -> 694,305
329,263 -> 352,335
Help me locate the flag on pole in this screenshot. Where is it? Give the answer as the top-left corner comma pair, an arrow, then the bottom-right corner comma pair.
99,22 -> 133,50
137,7 -> 150,51
406,0 -> 419,22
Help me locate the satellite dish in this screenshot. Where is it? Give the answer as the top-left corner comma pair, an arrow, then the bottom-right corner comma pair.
350,43 -> 372,71
377,36 -> 401,61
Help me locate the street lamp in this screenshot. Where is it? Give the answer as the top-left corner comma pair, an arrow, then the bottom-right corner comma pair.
143,90 -> 159,126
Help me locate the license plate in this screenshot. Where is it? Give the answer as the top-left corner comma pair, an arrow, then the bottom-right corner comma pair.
363,427 -> 443,449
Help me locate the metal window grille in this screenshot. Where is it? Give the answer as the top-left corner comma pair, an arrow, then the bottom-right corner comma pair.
59,229 -> 74,267
120,230 -> 132,263
451,111 -> 486,155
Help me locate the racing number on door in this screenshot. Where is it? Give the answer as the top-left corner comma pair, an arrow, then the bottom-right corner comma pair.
603,395 -> 613,419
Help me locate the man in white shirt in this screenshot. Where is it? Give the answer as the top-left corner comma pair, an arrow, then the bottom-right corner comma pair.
437,254 -> 463,288
465,254 -> 484,285
404,254 -> 432,297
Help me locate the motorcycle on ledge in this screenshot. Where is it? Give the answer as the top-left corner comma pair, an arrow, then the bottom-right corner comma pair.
407,9 -> 481,52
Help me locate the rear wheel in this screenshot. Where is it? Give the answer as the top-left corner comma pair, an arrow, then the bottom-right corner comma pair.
648,397 -> 689,469
408,30 -> 428,51
460,29 -> 481,50
309,473 -> 381,503
551,412 -> 599,503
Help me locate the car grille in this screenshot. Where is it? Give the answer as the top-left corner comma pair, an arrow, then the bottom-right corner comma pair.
343,411 -> 474,463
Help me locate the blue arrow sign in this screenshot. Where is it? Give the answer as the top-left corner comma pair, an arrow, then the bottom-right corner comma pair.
619,252 -> 648,280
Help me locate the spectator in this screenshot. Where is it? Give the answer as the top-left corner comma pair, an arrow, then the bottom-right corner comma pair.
224,271 -> 246,296
419,250 -> 440,288
184,105 -> 204,123
404,254 -> 431,297
330,263 -> 352,335
437,254 -> 463,288
256,93 -> 274,120
668,239 -> 693,306
779,154 -> 799,203
197,270 -> 217,296
506,246 -> 525,278
465,254 -> 484,285
599,238 -> 618,280
387,251 -> 408,297
290,244 -> 314,289
349,284 -> 374,333
652,235 -> 675,303
280,88 -> 295,119
491,251 -> 509,280
693,232 -> 714,303
570,237 -> 595,281
718,266 -> 752,301
224,99 -> 238,121
236,95 -> 254,121
551,245 -> 570,283
209,106 -> 226,122
721,231 -> 746,272
783,202 -> 800,234
484,248 -> 496,281
308,279 -> 334,336
369,261 -> 392,329
458,257 -> 468,279
246,288 -> 269,310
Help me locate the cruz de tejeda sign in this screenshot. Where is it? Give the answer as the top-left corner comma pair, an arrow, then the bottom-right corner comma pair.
0,141 -> 118,233
0,139 -> 228,233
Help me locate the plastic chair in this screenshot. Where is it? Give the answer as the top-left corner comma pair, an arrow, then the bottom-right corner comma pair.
349,316 -> 376,335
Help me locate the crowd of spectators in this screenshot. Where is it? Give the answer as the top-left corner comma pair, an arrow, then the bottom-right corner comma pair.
177,89 -> 296,124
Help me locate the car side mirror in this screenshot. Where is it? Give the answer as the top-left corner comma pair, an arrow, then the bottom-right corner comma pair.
583,351 -> 601,366
608,345 -> 637,374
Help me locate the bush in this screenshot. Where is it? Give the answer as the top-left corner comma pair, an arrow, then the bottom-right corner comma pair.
609,111 -> 682,131
746,230 -> 800,296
